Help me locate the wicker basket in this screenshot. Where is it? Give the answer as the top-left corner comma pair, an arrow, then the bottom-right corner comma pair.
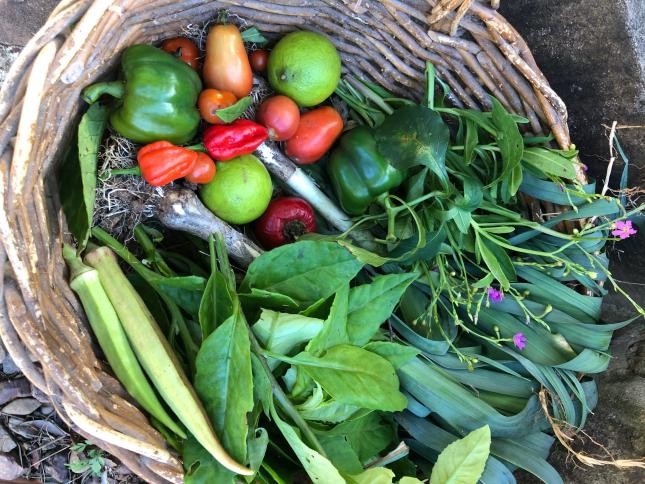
0,1 -> 586,482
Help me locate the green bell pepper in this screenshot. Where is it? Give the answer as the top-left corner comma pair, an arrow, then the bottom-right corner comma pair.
327,126 -> 404,215
82,44 -> 202,144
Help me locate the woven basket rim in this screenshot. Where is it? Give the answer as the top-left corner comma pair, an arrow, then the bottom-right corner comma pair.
0,1 -> 585,482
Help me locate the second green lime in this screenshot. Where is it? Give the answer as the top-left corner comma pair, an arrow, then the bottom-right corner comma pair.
267,31 -> 341,107
200,155 -> 272,225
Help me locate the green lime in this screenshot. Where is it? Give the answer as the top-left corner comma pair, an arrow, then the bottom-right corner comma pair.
200,154 -> 272,225
268,31 -> 341,107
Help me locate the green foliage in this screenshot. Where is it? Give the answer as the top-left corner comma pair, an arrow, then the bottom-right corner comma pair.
429,426 -> 491,484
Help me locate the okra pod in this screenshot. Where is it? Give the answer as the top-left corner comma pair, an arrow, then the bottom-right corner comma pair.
63,245 -> 185,438
84,246 -> 252,476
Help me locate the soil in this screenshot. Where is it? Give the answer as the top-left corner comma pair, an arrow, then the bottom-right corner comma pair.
1,1 -> 643,482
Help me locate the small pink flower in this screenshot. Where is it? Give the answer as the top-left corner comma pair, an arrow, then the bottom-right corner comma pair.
581,164 -> 588,172
559,184 -> 565,192
487,287 -> 504,303
612,220 -> 637,240
513,333 -> 527,351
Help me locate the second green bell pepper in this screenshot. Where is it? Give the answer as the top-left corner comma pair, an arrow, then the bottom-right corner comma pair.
327,126 -> 404,215
82,44 -> 202,144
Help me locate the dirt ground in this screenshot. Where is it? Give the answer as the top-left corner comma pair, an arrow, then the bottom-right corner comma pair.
1,1 -> 643,482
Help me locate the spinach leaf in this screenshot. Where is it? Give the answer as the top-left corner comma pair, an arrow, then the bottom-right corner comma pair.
317,434 -> 363,474
239,288 -> 300,312
350,467 -> 398,483
298,397 -> 361,423
189,311 -> 254,481
322,412 -> 395,464
241,241 -> 363,309
307,284 -> 350,355
375,105 -> 450,188
278,345 -> 407,411
363,341 -> 420,369
429,425 -> 491,484
346,273 -> 417,345
59,103 -> 109,250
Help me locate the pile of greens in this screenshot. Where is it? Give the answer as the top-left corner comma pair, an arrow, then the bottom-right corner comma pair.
61,58 -> 643,483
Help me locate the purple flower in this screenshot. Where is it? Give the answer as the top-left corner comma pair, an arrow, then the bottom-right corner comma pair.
487,287 -> 504,303
513,333 -> 527,351
581,164 -> 588,172
559,184 -> 565,192
611,220 -> 637,240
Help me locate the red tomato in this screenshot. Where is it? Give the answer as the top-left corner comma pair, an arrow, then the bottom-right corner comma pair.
285,106 -> 343,164
185,152 -> 216,184
256,96 -> 300,141
203,24 -> 253,98
198,89 -> 238,124
254,197 -> 316,249
161,37 -> 200,69
249,49 -> 269,72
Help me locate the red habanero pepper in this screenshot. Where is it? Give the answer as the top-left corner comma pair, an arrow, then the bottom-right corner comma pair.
137,141 -> 198,186
203,119 -> 268,161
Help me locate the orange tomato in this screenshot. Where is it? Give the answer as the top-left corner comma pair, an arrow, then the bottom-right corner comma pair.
198,89 -> 238,124
285,106 -> 343,164
185,152 -> 216,184
249,49 -> 269,72
256,95 -> 300,141
203,24 -> 253,98
161,37 -> 200,70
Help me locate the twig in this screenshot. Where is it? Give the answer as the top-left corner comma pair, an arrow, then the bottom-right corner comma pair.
601,121 -> 618,197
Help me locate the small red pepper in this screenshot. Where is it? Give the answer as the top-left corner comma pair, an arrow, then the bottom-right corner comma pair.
137,141 -> 198,186
254,197 -> 317,249
203,119 -> 268,161
185,152 -> 216,184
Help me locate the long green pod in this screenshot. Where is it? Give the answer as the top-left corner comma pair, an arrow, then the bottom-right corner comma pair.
63,245 -> 185,438
84,246 -> 252,476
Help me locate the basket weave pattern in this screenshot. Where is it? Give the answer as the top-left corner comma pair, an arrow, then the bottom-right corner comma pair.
0,1 -> 583,482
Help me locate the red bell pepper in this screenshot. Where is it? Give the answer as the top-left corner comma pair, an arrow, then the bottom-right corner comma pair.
137,141 -> 198,186
203,119 -> 268,161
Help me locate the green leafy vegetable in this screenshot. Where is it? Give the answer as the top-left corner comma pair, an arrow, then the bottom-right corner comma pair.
429,425 -> 491,484
215,96 -> 253,123
59,103 -> 109,249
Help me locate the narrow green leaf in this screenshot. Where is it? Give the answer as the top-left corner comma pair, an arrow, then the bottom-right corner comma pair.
59,103 -> 109,249
307,284 -> 350,355
522,147 -> 578,179
429,426 -> 491,484
476,233 -> 510,289
199,270 -> 234,339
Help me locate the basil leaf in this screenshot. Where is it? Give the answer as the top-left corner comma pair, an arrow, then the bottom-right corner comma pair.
375,105 -> 450,188
429,425 -> 491,484
284,345 -> 407,411
346,273 -> 418,346
241,241 -> 364,309
59,103 -> 109,250
215,96 -> 253,123
522,147 -> 578,179
154,275 -> 206,317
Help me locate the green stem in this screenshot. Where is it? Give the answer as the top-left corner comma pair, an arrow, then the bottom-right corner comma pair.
185,143 -> 207,153
346,76 -> 394,115
103,167 -> 141,179
82,81 -> 125,104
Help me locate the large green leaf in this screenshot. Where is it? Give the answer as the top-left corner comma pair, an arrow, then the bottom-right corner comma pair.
59,103 -> 109,249
187,311 -> 253,482
241,241 -> 363,309
364,341 -> 419,369
153,275 -> 206,317
429,425 -> 491,484
347,273 -> 418,345
375,105 -> 450,187
275,345 -> 407,411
